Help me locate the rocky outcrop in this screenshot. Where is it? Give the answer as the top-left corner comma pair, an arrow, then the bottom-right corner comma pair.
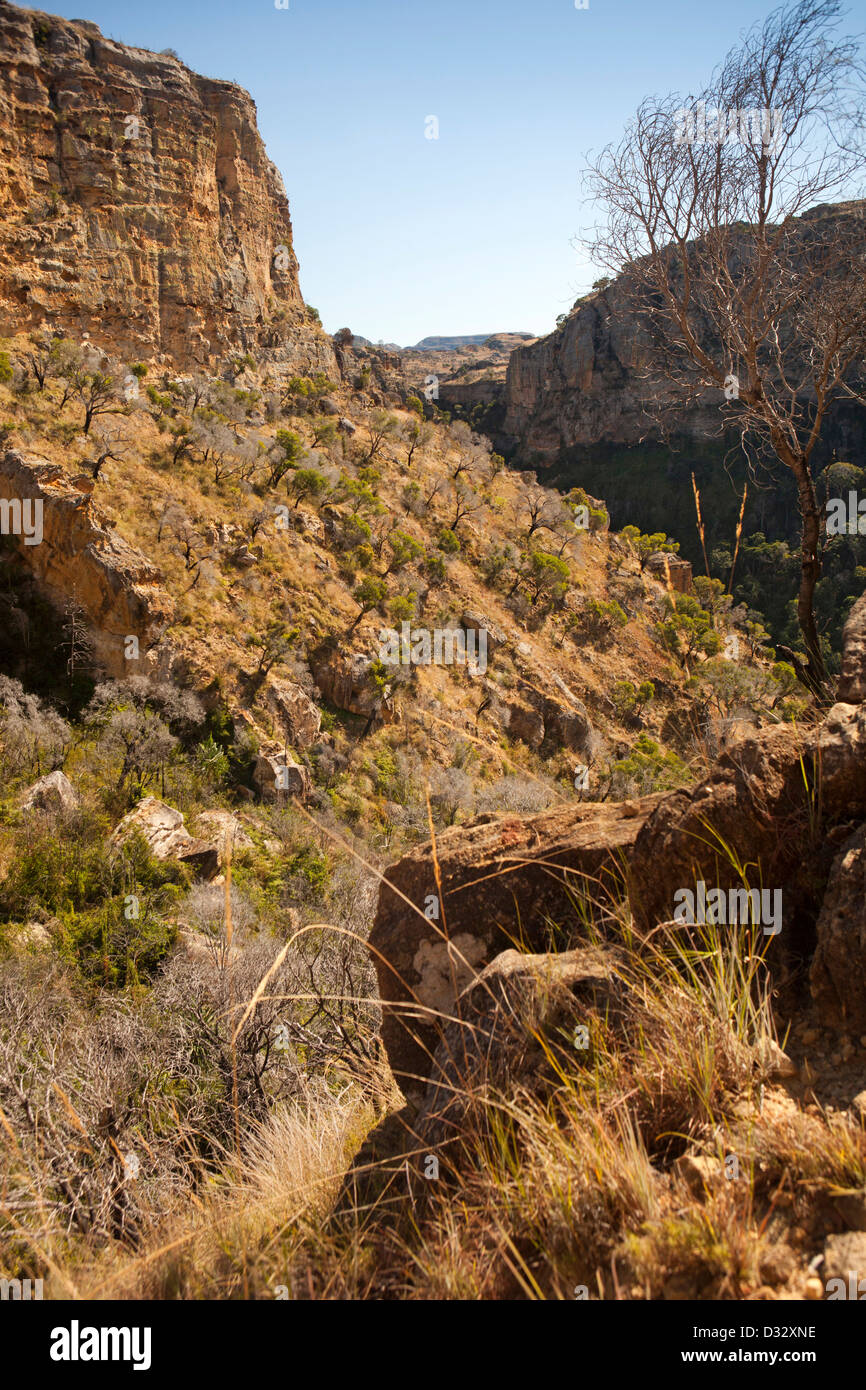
490,204 -> 866,583
369,794 -> 663,1096
626,723 -> 812,933
259,678 -> 321,749
628,701 -> 866,940
191,809 -> 253,863
644,551 -> 693,594
112,795 -> 218,876
310,645 -> 397,723
0,1 -> 336,373
838,593 -> 866,704
460,610 -> 506,659
810,825 -> 866,1032
489,679 -> 592,753
370,571 -> 866,1095
415,946 -> 629,1152
252,751 -> 311,802
501,203 -> 866,466
0,448 -> 172,676
22,768 -> 77,812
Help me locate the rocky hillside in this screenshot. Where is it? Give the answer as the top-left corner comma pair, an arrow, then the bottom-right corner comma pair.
0,334 -> 755,843
0,1 -> 335,374
332,331 -> 536,423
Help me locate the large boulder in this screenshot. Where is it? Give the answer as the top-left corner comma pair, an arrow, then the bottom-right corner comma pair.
191,810 -> 254,864
627,724 -> 811,933
416,946 -> 629,1151
112,796 -> 219,877
460,610 -> 507,661
253,752 -> 312,801
22,770 -> 78,813
627,706 -> 866,938
369,793 -> 663,1098
838,592 -> 866,703
261,678 -> 321,749
627,586 -> 866,937
810,824 -> 866,1031
816,701 -> 866,813
498,678 -> 592,754
310,645 -> 397,722
543,691 -> 592,752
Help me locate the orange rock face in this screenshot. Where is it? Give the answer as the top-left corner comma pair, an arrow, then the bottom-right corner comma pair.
0,2 -> 333,372
0,448 -> 173,676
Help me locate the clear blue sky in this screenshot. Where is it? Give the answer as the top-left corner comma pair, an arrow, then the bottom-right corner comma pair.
25,0 -> 809,345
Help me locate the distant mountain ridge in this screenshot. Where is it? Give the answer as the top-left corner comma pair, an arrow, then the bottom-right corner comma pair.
351,332 -> 536,352
410,333 -> 535,352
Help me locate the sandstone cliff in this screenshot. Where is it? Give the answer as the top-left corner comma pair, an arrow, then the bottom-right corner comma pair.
478,203 -> 866,570
0,1 -> 335,374
501,201 -> 866,465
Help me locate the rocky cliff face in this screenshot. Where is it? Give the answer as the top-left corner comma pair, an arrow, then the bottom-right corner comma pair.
0,1 -> 335,373
492,202 -> 866,566
501,201 -> 866,464
0,448 -> 172,677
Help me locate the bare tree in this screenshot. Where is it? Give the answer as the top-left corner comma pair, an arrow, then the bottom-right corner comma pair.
59,593 -> 95,683
157,502 -> 213,589
585,0 -> 866,693
422,475 -> 444,510
86,420 -> 133,480
448,480 -> 484,531
178,373 -> 212,415
517,484 -> 570,542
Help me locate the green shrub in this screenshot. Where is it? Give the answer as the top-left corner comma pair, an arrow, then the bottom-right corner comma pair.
437,527 -> 460,555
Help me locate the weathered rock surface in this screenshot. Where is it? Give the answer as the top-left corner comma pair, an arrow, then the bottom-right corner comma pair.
21,768 -> 78,812
644,551 -> 693,595
370,585 -> 866,1096
369,793 -> 662,1094
0,449 -> 172,676
627,724 -> 812,933
259,677 -> 321,749
838,593 -> 866,704
487,675 -> 592,753
0,1 -> 336,373
500,203 -> 866,468
810,825 -> 866,1031
415,946 -> 629,1148
823,1232 -> 866,1286
628,699 -> 866,937
460,610 -> 507,659
310,645 -> 397,723
252,750 -> 311,801
112,795 -> 218,875
191,809 -> 253,862
675,1153 -> 724,1195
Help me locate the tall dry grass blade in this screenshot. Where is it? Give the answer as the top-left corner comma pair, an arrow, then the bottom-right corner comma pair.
691,471 -> 711,581
728,483 -> 748,594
